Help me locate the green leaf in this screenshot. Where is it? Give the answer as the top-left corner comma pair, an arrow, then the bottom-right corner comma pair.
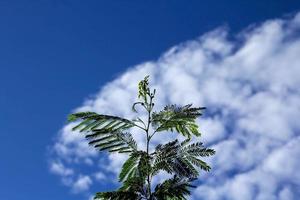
68,112 -> 137,153
153,175 -> 196,200
152,139 -> 214,177
119,151 -> 151,183
94,190 -> 138,200
119,152 -> 140,182
152,104 -> 205,139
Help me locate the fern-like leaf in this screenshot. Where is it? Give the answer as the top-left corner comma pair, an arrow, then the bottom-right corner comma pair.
68,112 -> 137,153
152,104 -> 205,139
153,175 -> 196,200
94,190 -> 138,200
119,151 -> 151,184
152,139 -> 215,178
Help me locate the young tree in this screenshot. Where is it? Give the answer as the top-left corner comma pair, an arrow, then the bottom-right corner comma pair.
68,76 -> 215,200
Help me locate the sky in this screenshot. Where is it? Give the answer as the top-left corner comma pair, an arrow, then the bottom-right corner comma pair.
1,1 -> 300,200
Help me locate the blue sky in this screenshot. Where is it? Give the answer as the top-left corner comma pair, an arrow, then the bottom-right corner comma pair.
1,1 -> 300,200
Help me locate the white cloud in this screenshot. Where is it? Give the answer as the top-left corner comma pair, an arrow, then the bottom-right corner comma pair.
94,172 -> 106,181
50,161 -> 73,176
72,175 -> 93,193
49,12 -> 300,199
279,187 -> 294,200
263,136 -> 300,184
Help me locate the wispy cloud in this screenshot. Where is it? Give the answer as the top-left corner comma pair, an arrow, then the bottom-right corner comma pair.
50,161 -> 74,176
49,12 -> 300,199
72,175 -> 93,193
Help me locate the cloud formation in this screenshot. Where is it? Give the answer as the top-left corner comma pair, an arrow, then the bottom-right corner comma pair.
49,12 -> 300,199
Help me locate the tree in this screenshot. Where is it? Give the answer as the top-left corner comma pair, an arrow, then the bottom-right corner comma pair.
68,76 -> 215,200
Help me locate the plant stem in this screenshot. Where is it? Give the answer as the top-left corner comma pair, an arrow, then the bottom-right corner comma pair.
145,95 -> 153,200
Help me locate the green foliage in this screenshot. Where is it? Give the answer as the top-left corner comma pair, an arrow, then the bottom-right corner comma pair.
68,112 -> 137,153
68,76 -> 215,200
95,191 -> 138,200
119,151 -> 151,183
138,75 -> 150,102
153,176 -> 196,200
151,140 -> 215,178
152,104 -> 205,139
